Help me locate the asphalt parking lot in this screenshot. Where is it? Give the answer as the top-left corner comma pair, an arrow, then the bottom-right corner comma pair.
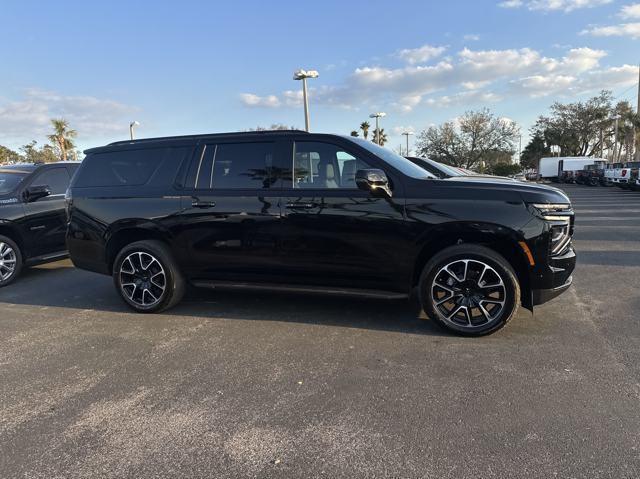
1,184 -> 640,478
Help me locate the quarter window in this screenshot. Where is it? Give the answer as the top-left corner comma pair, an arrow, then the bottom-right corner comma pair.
293,141 -> 372,189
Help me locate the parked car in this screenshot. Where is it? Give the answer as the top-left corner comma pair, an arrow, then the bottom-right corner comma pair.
580,163 -> 606,186
0,161 -> 80,286
67,131 -> 576,336
404,157 -> 463,179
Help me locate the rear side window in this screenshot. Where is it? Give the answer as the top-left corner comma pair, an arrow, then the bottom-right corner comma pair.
189,142 -> 276,189
75,148 -> 173,187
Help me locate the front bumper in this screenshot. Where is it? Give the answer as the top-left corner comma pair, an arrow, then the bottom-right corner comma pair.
532,247 -> 576,306
533,275 -> 573,305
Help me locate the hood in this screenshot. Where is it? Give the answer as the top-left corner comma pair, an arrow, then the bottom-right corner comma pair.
436,175 -> 571,205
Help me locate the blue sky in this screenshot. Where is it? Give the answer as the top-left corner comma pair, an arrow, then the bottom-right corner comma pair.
0,0 -> 638,153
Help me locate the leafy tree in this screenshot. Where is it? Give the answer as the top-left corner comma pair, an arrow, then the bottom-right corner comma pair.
360,121 -> 370,140
350,130 -> 359,137
489,163 -> 521,177
520,132 -> 550,170
371,128 -> 388,146
247,123 -> 297,131
48,118 -> 77,161
20,141 -> 58,164
0,145 -> 22,165
416,109 -> 520,169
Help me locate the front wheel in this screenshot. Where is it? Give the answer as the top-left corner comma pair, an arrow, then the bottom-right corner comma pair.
419,244 -> 520,336
0,235 -> 22,287
113,240 -> 185,313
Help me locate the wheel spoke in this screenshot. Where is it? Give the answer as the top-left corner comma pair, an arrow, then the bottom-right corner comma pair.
120,251 -> 166,308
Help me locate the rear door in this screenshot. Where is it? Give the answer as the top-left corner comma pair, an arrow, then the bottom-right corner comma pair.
175,139 -> 288,283
22,166 -> 71,257
279,138 -> 408,293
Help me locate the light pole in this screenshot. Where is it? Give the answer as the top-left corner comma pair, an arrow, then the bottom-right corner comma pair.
293,69 -> 319,132
369,112 -> 386,145
402,131 -> 413,156
129,121 -> 140,140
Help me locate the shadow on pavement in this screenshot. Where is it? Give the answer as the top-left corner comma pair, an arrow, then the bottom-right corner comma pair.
1,261 -> 452,337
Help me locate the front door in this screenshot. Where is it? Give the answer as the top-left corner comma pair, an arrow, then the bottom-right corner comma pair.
22,167 -> 71,257
175,140 -> 287,283
279,139 -> 408,293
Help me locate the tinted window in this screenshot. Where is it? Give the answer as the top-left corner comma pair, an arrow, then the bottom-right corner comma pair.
191,142 -> 276,189
75,148 -> 172,187
0,170 -> 30,195
32,168 -> 70,195
294,141 -> 372,189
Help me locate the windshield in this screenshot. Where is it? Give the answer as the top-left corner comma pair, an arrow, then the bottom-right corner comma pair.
0,169 -> 30,195
345,137 -> 434,179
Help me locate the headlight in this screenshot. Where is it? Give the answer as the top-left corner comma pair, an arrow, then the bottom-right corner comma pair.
529,203 -> 573,255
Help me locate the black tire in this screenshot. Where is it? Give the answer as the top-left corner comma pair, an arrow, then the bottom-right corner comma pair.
419,244 -> 520,336
0,235 -> 23,287
113,240 -> 185,313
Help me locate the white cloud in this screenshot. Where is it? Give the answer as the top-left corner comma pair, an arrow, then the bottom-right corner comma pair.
620,3 -> 640,19
463,34 -> 481,41
239,93 -> 281,108
0,88 -> 137,148
582,22 -> 640,38
239,45 -> 628,114
397,44 -> 447,64
499,0 -> 612,12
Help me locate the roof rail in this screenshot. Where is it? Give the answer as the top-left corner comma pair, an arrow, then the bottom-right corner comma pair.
106,129 -> 309,147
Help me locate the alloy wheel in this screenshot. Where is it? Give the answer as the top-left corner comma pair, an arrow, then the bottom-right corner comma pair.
119,252 -> 166,308
431,259 -> 506,330
0,242 -> 17,282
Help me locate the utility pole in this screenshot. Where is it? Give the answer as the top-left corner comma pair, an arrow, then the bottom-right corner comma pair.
402,131 -> 413,156
614,116 -> 620,163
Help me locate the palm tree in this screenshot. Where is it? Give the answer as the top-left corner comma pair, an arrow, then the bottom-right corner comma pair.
47,119 -> 77,161
372,128 -> 388,146
350,130 -> 359,137
360,121 -> 370,140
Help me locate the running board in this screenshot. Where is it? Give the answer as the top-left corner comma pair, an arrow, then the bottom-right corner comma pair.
191,280 -> 408,300
25,251 -> 69,266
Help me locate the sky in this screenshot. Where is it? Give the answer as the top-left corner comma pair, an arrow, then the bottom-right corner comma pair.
0,0 -> 638,154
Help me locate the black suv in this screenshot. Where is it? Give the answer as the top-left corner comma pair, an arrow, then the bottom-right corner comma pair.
67,131 -> 575,336
0,162 -> 79,286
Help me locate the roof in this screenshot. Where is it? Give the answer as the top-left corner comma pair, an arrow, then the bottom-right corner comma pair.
84,129 -> 310,154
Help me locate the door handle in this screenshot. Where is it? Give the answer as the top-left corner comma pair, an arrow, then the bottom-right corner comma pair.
285,202 -> 317,210
191,198 -> 216,209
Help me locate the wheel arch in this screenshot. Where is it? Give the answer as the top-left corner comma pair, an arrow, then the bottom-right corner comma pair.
0,221 -> 26,258
104,221 -> 174,273
411,223 -> 533,311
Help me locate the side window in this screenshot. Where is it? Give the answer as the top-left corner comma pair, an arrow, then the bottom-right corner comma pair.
293,141 -> 372,189
74,148 -> 173,187
191,142 -> 276,190
32,168 -> 70,195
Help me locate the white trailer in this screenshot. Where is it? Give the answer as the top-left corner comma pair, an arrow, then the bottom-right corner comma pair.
538,157 -> 597,180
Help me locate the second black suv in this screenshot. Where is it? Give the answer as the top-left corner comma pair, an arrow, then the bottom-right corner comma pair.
0,161 -> 79,286
67,132 -> 576,336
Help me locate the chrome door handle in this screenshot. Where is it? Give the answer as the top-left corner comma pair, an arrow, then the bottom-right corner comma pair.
285,202 -> 316,209
191,198 -> 216,209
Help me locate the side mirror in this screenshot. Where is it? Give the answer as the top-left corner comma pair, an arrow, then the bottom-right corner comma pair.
24,185 -> 51,203
355,169 -> 392,198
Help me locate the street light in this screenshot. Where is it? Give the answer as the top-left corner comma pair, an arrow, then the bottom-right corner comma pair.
369,112 -> 386,145
293,69 -> 319,132
402,131 -> 414,156
129,121 -> 140,140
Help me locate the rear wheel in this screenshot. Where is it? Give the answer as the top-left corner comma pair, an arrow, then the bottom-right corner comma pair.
113,240 -> 185,313
0,235 -> 22,287
419,244 -> 520,336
